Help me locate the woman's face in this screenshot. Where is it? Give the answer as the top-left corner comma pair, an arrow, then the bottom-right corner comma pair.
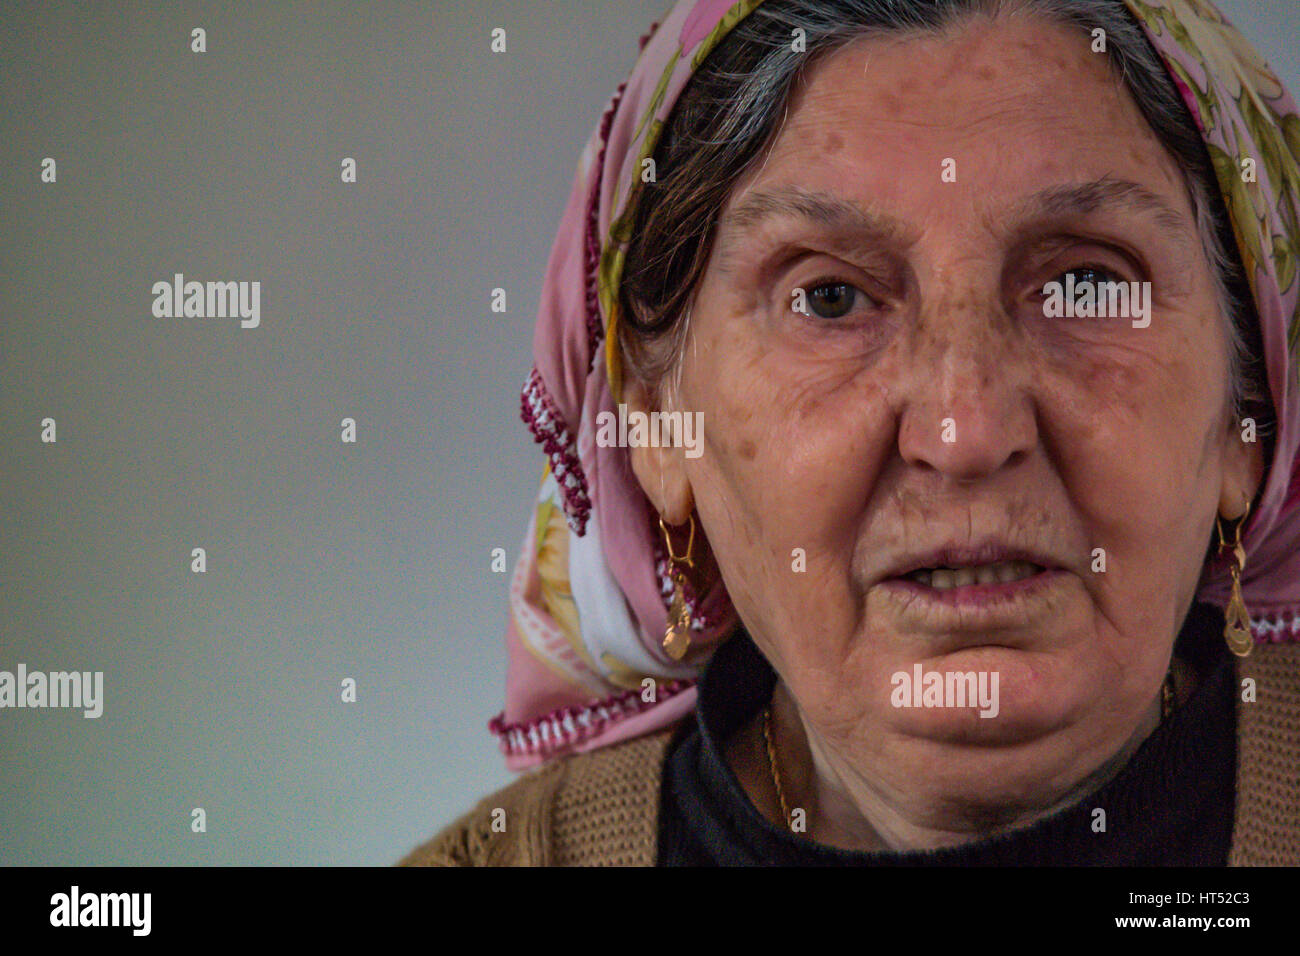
634,11 -> 1261,819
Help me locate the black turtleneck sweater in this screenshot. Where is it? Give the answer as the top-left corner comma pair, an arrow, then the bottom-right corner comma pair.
657,602 -> 1237,865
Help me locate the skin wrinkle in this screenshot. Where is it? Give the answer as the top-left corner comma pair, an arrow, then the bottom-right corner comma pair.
626,10 -> 1264,852
715,178 -> 1202,306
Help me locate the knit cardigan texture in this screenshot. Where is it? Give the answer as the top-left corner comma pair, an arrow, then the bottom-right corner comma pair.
398,643 -> 1300,866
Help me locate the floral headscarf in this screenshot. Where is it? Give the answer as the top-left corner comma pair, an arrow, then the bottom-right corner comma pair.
492,0 -> 1300,769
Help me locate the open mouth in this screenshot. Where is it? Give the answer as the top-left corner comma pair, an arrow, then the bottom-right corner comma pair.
902,560 -> 1045,589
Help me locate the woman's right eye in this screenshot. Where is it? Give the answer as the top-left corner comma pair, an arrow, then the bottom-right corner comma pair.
806,282 -> 857,319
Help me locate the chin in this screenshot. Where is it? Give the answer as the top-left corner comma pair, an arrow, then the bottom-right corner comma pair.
875,647 -> 1094,746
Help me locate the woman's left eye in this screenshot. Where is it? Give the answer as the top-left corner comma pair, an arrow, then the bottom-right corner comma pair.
1053,265 -> 1123,288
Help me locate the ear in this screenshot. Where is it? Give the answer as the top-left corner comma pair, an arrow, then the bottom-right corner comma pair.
623,377 -> 694,524
1218,413 -> 1266,520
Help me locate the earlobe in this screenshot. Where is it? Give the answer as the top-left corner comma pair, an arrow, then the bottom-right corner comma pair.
624,378 -> 695,523
1218,419 -> 1266,520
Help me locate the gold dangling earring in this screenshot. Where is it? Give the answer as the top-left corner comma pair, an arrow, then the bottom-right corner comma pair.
1217,500 -> 1253,658
660,514 -> 696,661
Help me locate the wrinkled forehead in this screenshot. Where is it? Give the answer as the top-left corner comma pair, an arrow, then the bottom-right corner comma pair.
706,19 -> 1200,283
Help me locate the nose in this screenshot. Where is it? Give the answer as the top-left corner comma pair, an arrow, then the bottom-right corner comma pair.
896,288 -> 1036,484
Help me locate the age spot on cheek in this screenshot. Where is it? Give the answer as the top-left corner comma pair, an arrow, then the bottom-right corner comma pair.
1076,356 -> 1146,423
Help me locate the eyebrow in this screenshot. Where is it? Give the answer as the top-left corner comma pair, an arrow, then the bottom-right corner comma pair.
715,186 -> 911,269
713,177 -> 1198,269
1021,177 -> 1193,239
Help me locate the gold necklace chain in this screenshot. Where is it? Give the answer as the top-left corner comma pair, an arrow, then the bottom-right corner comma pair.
763,670 -> 1175,832
762,705 -> 791,825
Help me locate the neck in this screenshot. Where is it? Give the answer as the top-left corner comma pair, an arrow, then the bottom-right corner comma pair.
750,677 -> 1169,853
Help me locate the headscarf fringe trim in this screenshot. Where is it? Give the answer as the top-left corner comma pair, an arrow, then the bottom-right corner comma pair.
1252,610 -> 1300,643
489,678 -> 694,758
521,366 -> 591,534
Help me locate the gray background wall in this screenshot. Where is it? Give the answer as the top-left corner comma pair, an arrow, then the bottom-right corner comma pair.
1,0 -> 1296,866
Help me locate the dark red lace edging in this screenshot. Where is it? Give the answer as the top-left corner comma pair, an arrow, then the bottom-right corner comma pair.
489,678 -> 693,760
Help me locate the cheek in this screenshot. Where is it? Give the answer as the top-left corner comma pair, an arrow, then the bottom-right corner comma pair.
1036,320 -> 1225,622
682,311 -> 895,632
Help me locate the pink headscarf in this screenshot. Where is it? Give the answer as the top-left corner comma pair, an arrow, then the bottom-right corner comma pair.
491,0 -> 1300,770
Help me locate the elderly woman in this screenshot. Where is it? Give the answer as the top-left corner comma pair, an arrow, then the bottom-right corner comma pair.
403,0 -> 1300,866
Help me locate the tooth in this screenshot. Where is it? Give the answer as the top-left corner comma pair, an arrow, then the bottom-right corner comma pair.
913,570 -> 932,586
930,569 -> 955,589
995,562 -> 1019,583
952,568 -> 975,587
975,565 -> 998,585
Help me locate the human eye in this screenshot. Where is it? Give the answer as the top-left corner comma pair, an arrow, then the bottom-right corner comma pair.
1047,264 -> 1126,289
794,275 -> 882,321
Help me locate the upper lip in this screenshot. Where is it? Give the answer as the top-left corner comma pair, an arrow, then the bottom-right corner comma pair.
879,542 -> 1064,580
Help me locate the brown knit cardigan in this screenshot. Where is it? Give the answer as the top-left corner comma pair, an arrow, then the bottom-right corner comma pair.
399,643 -> 1300,866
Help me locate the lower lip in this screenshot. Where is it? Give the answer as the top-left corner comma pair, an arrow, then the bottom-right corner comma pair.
883,568 -> 1065,611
